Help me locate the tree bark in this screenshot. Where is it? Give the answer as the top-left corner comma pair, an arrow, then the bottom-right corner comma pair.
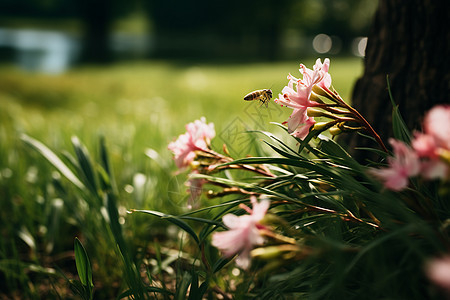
79,0 -> 113,63
342,0 -> 450,160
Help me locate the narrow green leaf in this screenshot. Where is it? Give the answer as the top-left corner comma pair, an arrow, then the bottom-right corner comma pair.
175,271 -> 192,300
212,257 -> 233,273
71,136 -> 98,195
298,129 -> 321,153
17,226 -> 36,252
262,140 -> 302,160
177,216 -> 222,226
270,121 -> 320,154
107,193 -> 147,299
117,287 -> 174,299
180,198 -> 247,217
355,147 -> 390,158
386,76 -> 411,143
74,238 -> 93,288
198,281 -> 210,298
106,193 -> 127,253
69,279 -> 87,300
220,157 -> 335,178
21,134 -> 85,190
187,272 -> 199,300
251,130 -> 300,158
190,173 -> 258,190
356,131 -> 377,142
99,136 -> 118,195
132,210 -> 200,245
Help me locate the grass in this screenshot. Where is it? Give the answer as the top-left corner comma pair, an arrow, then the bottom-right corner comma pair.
0,57 -> 363,298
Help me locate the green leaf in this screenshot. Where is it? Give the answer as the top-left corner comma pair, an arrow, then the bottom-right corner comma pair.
107,193 -> 147,299
251,130 -> 301,158
198,281 -> 210,298
69,279 -> 88,299
386,76 -> 411,143
187,272 -> 200,300
298,129 -> 321,153
74,238 -> 93,289
270,121 -> 320,154
190,173 -> 260,191
71,136 -> 99,196
175,271 -> 192,300
99,135 -> 118,195
220,157 -> 335,178
212,257 -> 233,273
180,198 -> 247,217
17,226 -> 36,252
355,147 -> 390,158
132,210 -> 200,245
21,134 -> 85,190
177,216 -> 222,226
262,140 -> 302,160
117,287 -> 174,299
106,192 -> 124,245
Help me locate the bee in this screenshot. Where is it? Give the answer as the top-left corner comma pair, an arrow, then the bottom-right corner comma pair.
244,89 -> 272,107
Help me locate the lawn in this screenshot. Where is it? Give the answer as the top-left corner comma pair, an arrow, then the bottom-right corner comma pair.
0,57 -> 363,298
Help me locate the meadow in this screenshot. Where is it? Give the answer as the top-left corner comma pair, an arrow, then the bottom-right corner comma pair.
0,57 -> 363,298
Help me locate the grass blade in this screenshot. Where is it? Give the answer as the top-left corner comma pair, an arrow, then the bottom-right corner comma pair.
386,76 -> 411,143
131,210 -> 200,245
21,134 -> 85,190
175,271 -> 192,300
71,136 -> 99,196
74,238 -> 93,290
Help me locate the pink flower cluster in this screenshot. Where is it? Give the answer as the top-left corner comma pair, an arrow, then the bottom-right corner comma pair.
212,196 -> 270,269
412,105 -> 450,179
426,255 -> 450,295
274,58 -> 332,139
168,117 -> 215,169
370,105 -> 450,191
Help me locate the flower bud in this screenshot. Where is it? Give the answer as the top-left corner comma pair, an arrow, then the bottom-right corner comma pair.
329,125 -> 343,136
251,244 -> 300,260
190,160 -> 200,169
312,85 -> 336,102
309,92 -> 324,104
307,107 -> 338,120
306,107 -> 325,118
312,122 -> 333,131
438,149 -> 450,164
312,85 -> 328,97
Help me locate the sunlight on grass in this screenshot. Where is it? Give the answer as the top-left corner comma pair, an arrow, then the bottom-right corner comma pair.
0,57 -> 362,149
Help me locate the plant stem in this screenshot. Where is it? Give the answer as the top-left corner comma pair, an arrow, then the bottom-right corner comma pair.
334,94 -> 389,153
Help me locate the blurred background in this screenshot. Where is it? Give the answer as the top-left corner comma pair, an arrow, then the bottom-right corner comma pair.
0,0 -> 379,298
0,0 -> 377,72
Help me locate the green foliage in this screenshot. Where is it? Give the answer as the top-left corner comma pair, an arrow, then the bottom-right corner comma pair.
72,238 -> 94,300
0,58 -> 368,298
387,76 -> 411,143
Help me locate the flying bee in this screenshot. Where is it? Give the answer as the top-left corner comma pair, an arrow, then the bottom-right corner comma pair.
244,89 -> 273,107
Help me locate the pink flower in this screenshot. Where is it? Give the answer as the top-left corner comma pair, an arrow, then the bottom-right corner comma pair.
412,105 -> 450,179
369,139 -> 420,191
412,133 -> 440,159
274,58 -> 331,139
185,170 -> 206,209
426,256 -> 450,294
424,105 -> 450,150
274,58 -> 331,110
211,196 -> 270,269
283,108 -> 316,140
168,117 -> 215,169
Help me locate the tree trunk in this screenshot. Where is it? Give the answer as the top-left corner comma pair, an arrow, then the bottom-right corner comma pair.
79,0 -> 113,63
342,0 -> 450,160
